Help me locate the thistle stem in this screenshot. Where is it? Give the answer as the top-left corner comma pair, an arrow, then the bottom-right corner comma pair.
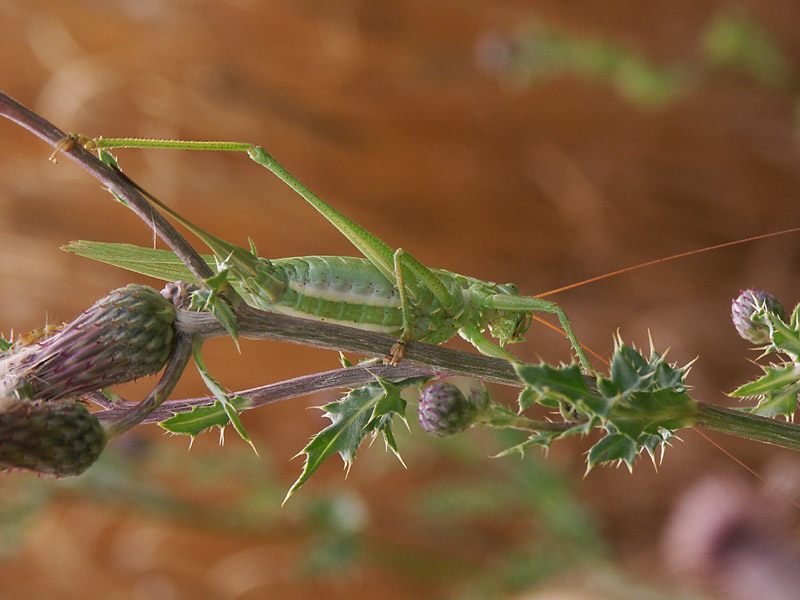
694,402 -> 800,451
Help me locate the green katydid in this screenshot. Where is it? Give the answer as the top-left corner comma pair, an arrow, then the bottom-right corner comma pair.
68,136 -> 594,371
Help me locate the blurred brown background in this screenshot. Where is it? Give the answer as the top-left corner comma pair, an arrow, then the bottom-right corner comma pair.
2,1 -> 800,598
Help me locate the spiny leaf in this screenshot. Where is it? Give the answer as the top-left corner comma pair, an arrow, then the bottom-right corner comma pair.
609,343 -> 652,394
286,377 -> 423,503
731,364 -> 800,397
98,148 -> 121,171
188,272 -> 240,350
586,433 -> 637,473
192,340 -> 255,453
494,430 -> 564,458
339,352 -> 353,368
160,396 -> 252,436
750,386 -> 799,419
768,316 -> 800,355
366,378 -> 410,464
286,385 -> 382,503
495,420 -> 594,458
609,388 -> 696,440
652,352 -> 688,390
639,429 -> 671,468
514,363 -> 607,416
516,387 -> 538,412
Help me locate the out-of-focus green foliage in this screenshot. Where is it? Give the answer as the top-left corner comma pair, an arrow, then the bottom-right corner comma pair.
483,8 -> 792,110
702,10 -> 790,86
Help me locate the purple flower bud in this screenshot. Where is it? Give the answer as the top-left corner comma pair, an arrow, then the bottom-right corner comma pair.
418,382 -> 487,437
0,399 -> 105,476
731,289 -> 786,344
3,285 -> 176,401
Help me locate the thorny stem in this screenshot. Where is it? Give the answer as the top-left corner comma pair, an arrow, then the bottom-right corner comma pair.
695,403 -> 800,451
177,306 -> 522,385
2,91 -> 800,454
95,363 -> 439,424
92,361 -> 576,434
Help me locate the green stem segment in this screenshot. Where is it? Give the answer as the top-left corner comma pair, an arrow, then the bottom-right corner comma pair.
694,402 -> 800,451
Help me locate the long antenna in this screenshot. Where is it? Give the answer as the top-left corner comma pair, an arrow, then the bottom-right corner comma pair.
535,226 -> 800,298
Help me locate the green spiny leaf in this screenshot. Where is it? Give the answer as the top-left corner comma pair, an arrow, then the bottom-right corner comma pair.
514,363 -> 607,416
517,387 -> 538,412
366,377 -> 410,464
731,364 -> 800,397
494,431 -> 563,458
160,396 -> 252,436
495,420 -> 593,458
609,388 -> 696,440
609,343 -> 652,394
768,316 -> 800,356
750,386 -> 799,418
339,353 -> 353,368
286,377 -> 423,502
286,385 -> 382,503
587,433 -> 637,473
98,148 -> 121,171
192,340 -> 255,453
639,429 -> 671,467
790,303 -> 800,331
652,352 -> 687,390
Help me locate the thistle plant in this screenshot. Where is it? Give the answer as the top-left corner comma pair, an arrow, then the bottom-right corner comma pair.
1,90 -> 800,498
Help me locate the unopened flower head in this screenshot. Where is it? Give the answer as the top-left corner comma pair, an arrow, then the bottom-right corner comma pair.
0,399 -> 106,476
2,285 -> 176,401
731,289 -> 786,344
418,382 -> 488,437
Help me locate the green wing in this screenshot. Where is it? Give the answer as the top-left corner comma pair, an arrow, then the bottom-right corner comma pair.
64,240 -> 211,283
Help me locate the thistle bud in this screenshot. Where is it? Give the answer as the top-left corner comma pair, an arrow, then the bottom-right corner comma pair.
418,382 -> 488,437
731,289 -> 786,344
2,285 -> 176,401
0,399 -> 106,476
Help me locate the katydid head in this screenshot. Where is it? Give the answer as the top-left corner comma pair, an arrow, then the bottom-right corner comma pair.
487,310 -> 532,346
486,283 -> 531,345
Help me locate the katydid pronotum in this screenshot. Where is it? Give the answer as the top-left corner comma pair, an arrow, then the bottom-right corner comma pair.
67,136 -> 594,372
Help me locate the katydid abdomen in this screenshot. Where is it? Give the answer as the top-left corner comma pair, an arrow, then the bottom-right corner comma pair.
262,256 -> 473,345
